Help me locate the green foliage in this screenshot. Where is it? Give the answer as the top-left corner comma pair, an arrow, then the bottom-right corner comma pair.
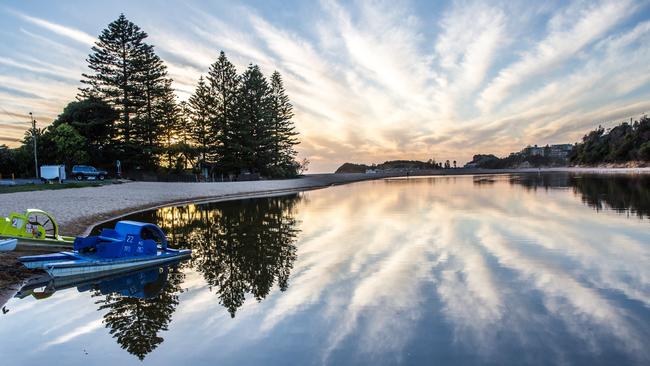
335,160 -> 442,173
0,145 -> 17,178
232,64 -> 274,174
81,14 -> 175,170
51,97 -> 117,164
571,116 -> 650,165
207,51 -> 239,165
268,71 -> 300,177
53,97 -> 117,144
50,123 -> 89,166
157,80 -> 183,169
470,153 -> 566,169
187,76 -> 217,169
80,14 -> 149,145
639,141 -> 650,160
187,55 -> 303,178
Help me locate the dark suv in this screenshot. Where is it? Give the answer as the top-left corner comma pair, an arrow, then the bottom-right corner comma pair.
71,165 -> 108,181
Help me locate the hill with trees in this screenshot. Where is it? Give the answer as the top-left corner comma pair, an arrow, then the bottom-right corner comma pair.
466,116 -> 650,169
0,14 -> 304,180
569,116 -> 650,165
335,159 -> 451,173
467,153 -> 568,169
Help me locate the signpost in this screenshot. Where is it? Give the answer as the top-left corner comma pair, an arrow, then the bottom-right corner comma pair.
29,112 -> 38,180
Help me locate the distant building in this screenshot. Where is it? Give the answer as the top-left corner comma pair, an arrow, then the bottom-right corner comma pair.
547,144 -> 573,159
522,145 -> 544,157
521,144 -> 573,160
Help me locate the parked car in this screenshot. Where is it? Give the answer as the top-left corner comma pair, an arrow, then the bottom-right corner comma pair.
71,165 -> 108,181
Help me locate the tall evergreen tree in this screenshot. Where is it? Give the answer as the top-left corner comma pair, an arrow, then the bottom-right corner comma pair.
80,14 -> 171,170
207,51 -> 240,168
174,101 -> 197,171
133,45 -> 170,168
187,76 -> 217,172
229,64 -> 274,174
80,14 -> 149,146
269,71 -> 299,176
157,80 -> 182,169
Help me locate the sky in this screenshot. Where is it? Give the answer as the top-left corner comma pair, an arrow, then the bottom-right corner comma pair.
1,0 -> 650,173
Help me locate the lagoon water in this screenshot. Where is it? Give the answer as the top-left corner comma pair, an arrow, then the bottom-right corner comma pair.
1,173 -> 650,365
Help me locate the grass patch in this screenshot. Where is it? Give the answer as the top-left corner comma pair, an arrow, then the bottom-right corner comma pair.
0,181 -> 108,194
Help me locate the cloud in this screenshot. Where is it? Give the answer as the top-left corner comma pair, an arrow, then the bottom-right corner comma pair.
477,0 -> 635,113
10,10 -> 96,45
1,0 -> 650,171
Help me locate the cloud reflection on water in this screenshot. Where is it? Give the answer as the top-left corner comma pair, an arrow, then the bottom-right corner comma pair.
2,173 -> 650,365
267,175 -> 650,364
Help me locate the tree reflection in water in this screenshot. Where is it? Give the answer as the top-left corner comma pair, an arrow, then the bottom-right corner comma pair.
93,265 -> 186,360
185,195 -> 299,317
101,194 -> 301,318
510,173 -> 650,218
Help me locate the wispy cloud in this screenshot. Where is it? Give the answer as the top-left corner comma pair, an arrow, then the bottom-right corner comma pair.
10,10 -> 96,45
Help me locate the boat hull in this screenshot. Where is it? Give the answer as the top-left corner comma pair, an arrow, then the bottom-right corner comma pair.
0,235 -> 73,249
21,249 -> 191,277
0,238 -> 17,252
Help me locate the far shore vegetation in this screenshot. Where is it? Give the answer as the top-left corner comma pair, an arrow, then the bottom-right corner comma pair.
336,116 -> 649,173
467,116 -> 650,169
0,14 -> 305,181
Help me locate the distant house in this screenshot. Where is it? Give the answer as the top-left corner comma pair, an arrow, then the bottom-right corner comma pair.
522,145 -> 544,157
547,144 -> 573,159
365,169 -> 378,174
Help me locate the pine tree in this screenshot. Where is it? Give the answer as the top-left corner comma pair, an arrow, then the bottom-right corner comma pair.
269,71 -> 299,176
133,45 -> 170,168
175,101 -> 196,171
207,51 -> 240,169
80,14 -> 172,170
187,76 -> 217,173
156,80 -> 182,170
80,14 -> 149,147
230,64 -> 274,175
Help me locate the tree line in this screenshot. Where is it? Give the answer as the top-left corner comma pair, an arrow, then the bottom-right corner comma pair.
334,159 -> 457,173
466,115 -> 650,169
0,14 -> 304,179
569,116 -> 650,165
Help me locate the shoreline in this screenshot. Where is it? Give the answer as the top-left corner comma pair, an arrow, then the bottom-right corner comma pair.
2,167 -> 650,238
1,167 -> 649,305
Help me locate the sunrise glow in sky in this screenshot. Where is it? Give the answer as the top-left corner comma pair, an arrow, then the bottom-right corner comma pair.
1,0 -> 650,172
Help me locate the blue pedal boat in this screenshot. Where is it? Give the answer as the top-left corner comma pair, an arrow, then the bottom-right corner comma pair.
19,221 -> 191,277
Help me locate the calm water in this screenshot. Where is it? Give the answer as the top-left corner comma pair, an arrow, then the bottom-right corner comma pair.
2,173 -> 650,365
